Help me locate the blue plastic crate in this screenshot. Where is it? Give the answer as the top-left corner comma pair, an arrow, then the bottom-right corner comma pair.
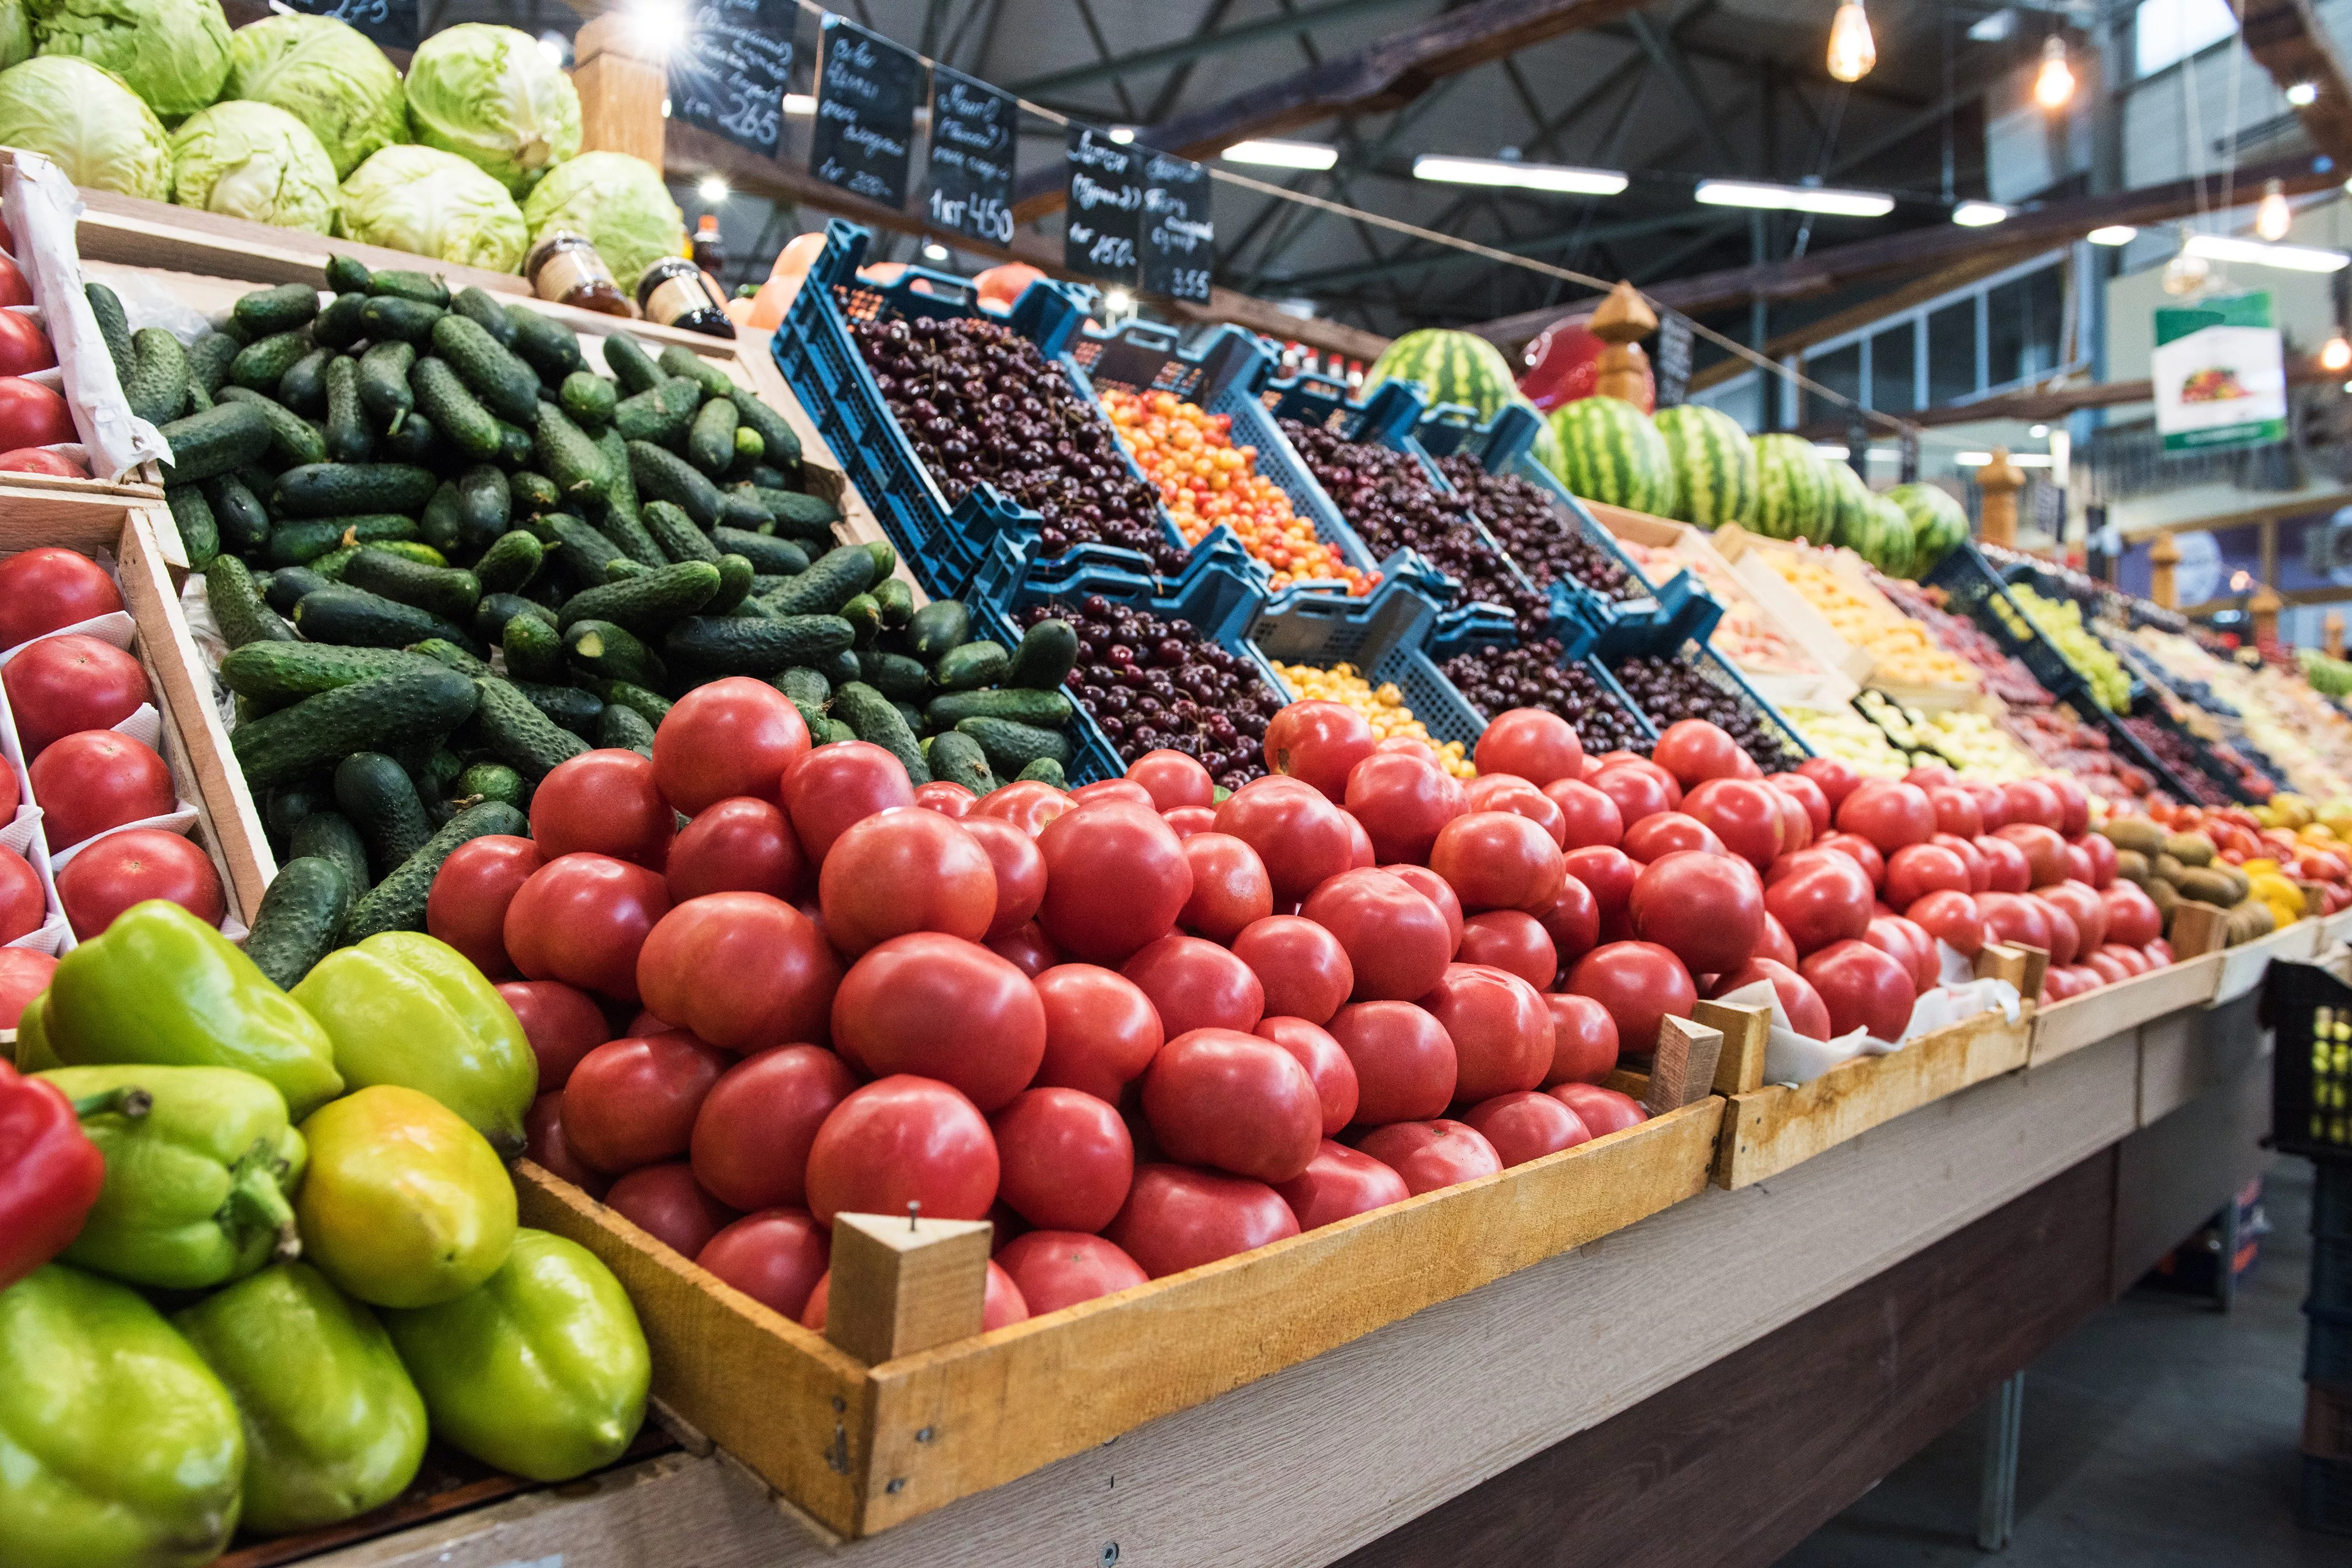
1410,593 -> 1656,750
1441,402 -> 1666,617
1592,587 -> 1815,765
1247,576 -> 1488,749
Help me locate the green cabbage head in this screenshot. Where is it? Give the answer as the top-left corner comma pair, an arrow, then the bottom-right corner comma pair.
0,55 -> 168,198
170,99 -> 338,232
338,143 -> 528,272
224,13 -> 404,180
0,1 -> 33,73
404,23 -> 579,197
520,152 -> 685,295
29,0 -> 231,123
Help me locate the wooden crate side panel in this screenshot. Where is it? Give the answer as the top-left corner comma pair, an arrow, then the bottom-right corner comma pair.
1715,1009 -> 2032,1190
2213,918 -> 2322,1005
853,1098 -> 1725,1534
2027,952 -> 2223,1066
512,1164 -> 869,1538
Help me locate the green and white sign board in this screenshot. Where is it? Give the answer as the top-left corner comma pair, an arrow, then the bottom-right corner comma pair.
2152,290 -> 2288,452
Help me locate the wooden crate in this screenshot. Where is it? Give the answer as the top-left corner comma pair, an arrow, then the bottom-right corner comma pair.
512,1090 -> 1725,1540
2026,950 -> 2225,1067
2211,917 -> 2323,1007
1711,525 -> 1987,708
0,485 -> 272,929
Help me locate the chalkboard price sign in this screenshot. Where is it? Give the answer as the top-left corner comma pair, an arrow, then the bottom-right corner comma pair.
812,16 -> 921,209
279,0 -> 416,50
1141,151 -> 1214,303
669,0 -> 798,160
1065,127 -> 1142,284
927,67 -> 1016,246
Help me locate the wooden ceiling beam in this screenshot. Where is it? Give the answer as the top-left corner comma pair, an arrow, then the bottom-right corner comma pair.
2233,0 -> 2352,169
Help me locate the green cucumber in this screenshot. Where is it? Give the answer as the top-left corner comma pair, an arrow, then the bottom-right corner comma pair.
612,376 -> 702,445
839,592 -> 880,647
642,498 -> 721,566
471,676 -> 588,781
775,666 -> 830,709
749,486 -> 842,540
586,679 -> 671,727
419,482 -> 465,555
833,682 -> 929,782
334,751 -> 434,874
87,281 -> 133,377
322,354 -> 372,463
873,577 -> 913,629
230,332 -> 309,393
341,548 -> 480,623
125,328 -> 189,424
475,531 -> 544,594
410,639 -> 493,679
664,614 -> 854,677
767,545 -> 879,618
242,857 -> 354,988
856,647 -> 926,701
935,639 -> 1008,692
907,599 -> 970,661
657,344 -> 735,402
1017,757 -> 1067,788
262,567 -> 330,615
494,416 -> 535,470
629,440 -> 723,528
166,484 -> 219,569
925,687 -> 1073,729
218,641 -> 440,700
560,371 -> 617,428
511,470 -> 561,516
264,515 -> 418,568
958,716 -> 1073,774
707,554 -> 754,616
230,663 -> 480,789
454,464 -> 511,548
359,295 -> 444,344
533,511 -> 627,586
291,584 -> 480,654
378,413 -> 436,466
313,291 -> 368,351
730,426 -> 764,472
410,356 -> 501,459
818,646 -> 861,688
455,762 -> 524,809
564,619 -> 668,689
450,286 -> 516,346
506,307 -> 584,382
716,486 -> 776,533
713,528 -> 808,576
269,462 -> 441,520
341,800 -> 529,943
369,269 -> 450,306
928,730 -> 997,795
556,558 -> 720,634
502,610 -> 566,684
186,332 -> 242,398
214,386 -> 326,468
729,389 -> 802,471
598,701 -> 656,754
356,341 -> 416,431
277,346 -> 332,416
289,810 -> 370,895
431,312 -> 540,425
1005,618 -> 1079,690
233,283 -> 319,337
157,401 -> 272,484
533,402 -> 610,500
474,592 -> 554,645
601,333 -> 664,396
687,396 -> 738,477
518,681 -> 603,740
204,555 -> 295,648
325,255 -> 372,294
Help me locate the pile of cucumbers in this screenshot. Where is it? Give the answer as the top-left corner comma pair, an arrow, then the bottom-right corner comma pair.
96,256 -> 1079,978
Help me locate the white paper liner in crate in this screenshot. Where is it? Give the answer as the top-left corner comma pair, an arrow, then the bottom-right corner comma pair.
1719,940 -> 2021,1087
2,802 -> 70,955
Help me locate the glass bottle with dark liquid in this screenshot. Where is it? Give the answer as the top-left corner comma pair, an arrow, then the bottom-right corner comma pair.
637,256 -> 736,339
524,232 -> 630,317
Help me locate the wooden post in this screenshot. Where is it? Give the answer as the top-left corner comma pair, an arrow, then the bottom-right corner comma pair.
1975,941 -> 2043,1001
1588,280 -> 1658,408
1692,999 -> 1770,1096
2170,900 -> 2229,959
2150,531 -> 2182,609
1976,447 -> 2026,548
823,1211 -> 992,1365
2326,610 -> 2344,659
572,14 -> 668,169
2251,583 -> 2283,646
1644,1014 -> 1724,1116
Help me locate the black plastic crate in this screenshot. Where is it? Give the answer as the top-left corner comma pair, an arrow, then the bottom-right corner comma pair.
2302,1454 -> 2352,1537
2307,1305 -> 2352,1385
2318,1164 -> 2352,1241
2317,1237 -> 2352,1310
2260,959 -> 2352,1164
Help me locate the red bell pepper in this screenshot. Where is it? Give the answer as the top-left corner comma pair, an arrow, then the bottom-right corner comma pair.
0,1058 -> 146,1290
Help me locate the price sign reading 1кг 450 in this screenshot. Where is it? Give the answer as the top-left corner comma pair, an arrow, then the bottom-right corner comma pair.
1141,151 -> 1213,303
813,16 -> 921,209
927,66 -> 1015,246
1065,126 -> 1141,284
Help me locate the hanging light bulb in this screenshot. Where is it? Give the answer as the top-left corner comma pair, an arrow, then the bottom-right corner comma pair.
2034,34 -> 2075,109
2257,177 -> 2293,241
2164,225 -> 2212,296
2324,332 -> 2352,372
1826,1 -> 1876,83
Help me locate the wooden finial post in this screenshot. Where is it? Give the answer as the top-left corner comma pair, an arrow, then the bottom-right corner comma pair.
1644,1014 -> 1725,1116
2251,582 -> 2283,645
572,14 -> 668,168
822,1211 -> 993,1365
1589,281 -> 1658,407
2326,610 -> 2344,659
1691,999 -> 1771,1096
2150,531 -> 2183,609
1976,447 -> 2026,548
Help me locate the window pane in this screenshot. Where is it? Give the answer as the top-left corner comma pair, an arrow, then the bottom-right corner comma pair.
2136,0 -> 2236,77
1870,323 -> 1917,414
1928,301 -> 1977,405
1987,266 -> 2065,388
1805,343 -> 1860,427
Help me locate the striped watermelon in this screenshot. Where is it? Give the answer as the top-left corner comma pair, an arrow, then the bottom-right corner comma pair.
1523,396 -> 1565,475
1823,459 -> 1875,553
1369,329 -> 1522,420
1865,495 -> 1916,578
1751,433 -> 1832,543
1653,404 -> 1755,529
1546,395 -> 1678,516
1884,482 -> 1970,576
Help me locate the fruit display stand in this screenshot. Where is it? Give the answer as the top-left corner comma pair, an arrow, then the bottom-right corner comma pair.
2027,946 -> 2227,1066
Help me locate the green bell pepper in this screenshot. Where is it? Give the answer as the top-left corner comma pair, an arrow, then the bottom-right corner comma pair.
0,1263 -> 246,1568
12,991 -> 61,1072
292,931 -> 538,1156
40,1064 -> 305,1291
382,1228 -> 648,1482
174,1262 -> 427,1535
297,1084 -> 516,1309
46,901 -> 343,1119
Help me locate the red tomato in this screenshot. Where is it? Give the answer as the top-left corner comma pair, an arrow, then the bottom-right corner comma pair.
426,834 -> 544,977
1561,845 -> 1637,944
1836,781 -> 1935,853
1474,707 -> 1584,784
1264,700 -> 1375,801
1904,763 -> 1956,791
2050,777 -> 2090,836
1326,1000 -> 1457,1123
1038,801 -> 1193,962
564,1030 -> 734,1172
1430,810 -> 1564,915
2057,841 -> 2093,885
3,633 -> 147,757
637,890 -> 839,1052
1107,1163 -> 1299,1277
1973,833 -> 2031,893
1620,810 -> 1724,863
530,750 -> 672,870
1763,853 -> 1873,954
1299,868 -> 1452,1002
1651,719 -> 1744,787
1590,763 -> 1675,827
0,377 -> 74,450
1384,864 -> 1464,954
1883,843 -> 1969,908
1976,891 -> 2050,952
496,980 -> 607,1090
1766,771 -> 1832,836
805,1075 -> 999,1226
1420,962 -> 1552,1101
1906,889 -> 1984,957
995,1230 -> 1149,1313
1682,778 -> 1785,869
1064,780 -> 1148,813
58,832 -> 221,937
2036,881 -> 2109,953
1550,1082 -> 1646,1135
1177,831 -> 1272,940
0,845 -> 41,943
0,254 -> 31,307
666,797 -> 808,904
969,780 -> 1076,837
2096,943 -> 2151,978
1464,773 -> 1569,847
1542,777 -> 1624,850
1229,914 -> 1353,1024
1253,1015 -> 1359,1135
689,1044 -> 860,1210
524,1093 -> 606,1197
606,1163 -> 736,1257
1127,749 -> 1215,811
1,757 -> 12,815
1814,832 -> 1886,888
1031,963 -> 1164,1100
1864,915 -> 1939,993
1996,823 -> 2068,887
652,677 -> 808,814
1123,933 -> 1265,1036
942,815 -> 1044,942
27,728 -> 172,848
1463,1090 -> 1591,1166
1801,940 -> 1916,1040
1537,875 -> 1599,968
1543,992 -> 1618,1084
1925,787 -> 1983,840
1214,777 -> 1351,903
1932,833 -> 1990,893
2083,950 -> 2131,987
1630,850 -> 1764,975
1353,1118 -> 1502,1195
2144,938 -> 2173,967
1455,909 -> 1557,990
1758,912 -> 1799,967
913,781 -> 975,817
697,1207 -> 829,1318
1794,755 -> 1861,810
781,741 -> 914,865
1161,805 -> 1216,839
2102,881 -> 2162,947
819,808 -> 997,955
1342,810 -> 1376,869
1958,781 -> 2006,832
0,312 -> 53,375
2073,832 -> 2118,889
832,934 -> 1043,1112
1142,1028 -> 1322,1183
0,448 -> 85,478
2001,778 -> 2064,830
2031,895 -> 2080,965
0,946 -> 57,1028
1272,1140 -> 1410,1230
989,1086 -> 1136,1231
1567,941 -> 1696,1053
1710,956 -> 1832,1040
1342,750 -> 1463,864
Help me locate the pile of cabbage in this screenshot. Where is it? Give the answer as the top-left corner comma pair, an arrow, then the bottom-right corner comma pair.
0,4 -> 683,283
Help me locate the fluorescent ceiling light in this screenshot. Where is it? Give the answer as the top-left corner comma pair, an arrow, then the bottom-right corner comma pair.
2087,224 -> 2138,246
1413,154 -> 1628,195
2028,423 -> 2049,437
1693,179 -> 1894,217
784,94 -> 816,116
1109,127 -> 1137,144
1957,451 -> 2055,467
696,175 -> 728,203
1865,448 -> 1901,461
1953,200 -> 2009,226
1221,139 -> 1338,170
1813,444 -> 1851,459
2183,232 -> 2350,272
